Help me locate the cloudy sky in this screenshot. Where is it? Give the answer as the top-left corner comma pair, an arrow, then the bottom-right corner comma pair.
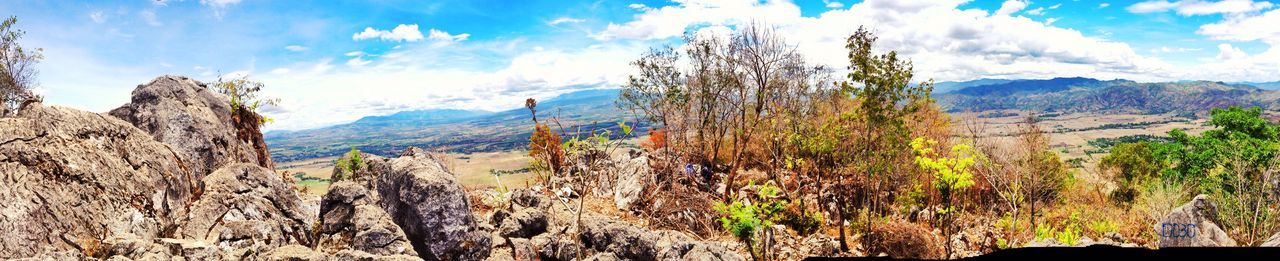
3,0 -> 1280,131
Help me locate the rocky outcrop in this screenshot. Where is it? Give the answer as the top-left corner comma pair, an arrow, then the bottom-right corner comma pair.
109,75 -> 273,180
1156,194 -> 1237,247
579,215 -> 743,261
263,244 -> 327,261
317,181 -> 417,257
613,150 -> 653,212
0,104 -> 198,258
373,148 -> 491,261
177,163 -> 315,249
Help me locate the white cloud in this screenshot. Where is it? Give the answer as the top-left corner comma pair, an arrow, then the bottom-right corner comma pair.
592,0 -> 804,40
1184,8 -> 1280,82
284,45 -> 308,52
427,28 -> 470,43
1049,4 -> 1061,9
1128,0 -> 1274,15
1100,3 -> 1111,8
1199,7 -> 1280,43
548,17 -> 586,25
253,41 -> 645,130
353,24 -> 426,42
1025,7 -> 1046,15
270,68 -> 290,75
346,57 -> 372,67
591,0 -> 1171,83
1216,43 -> 1248,60
1154,46 -> 1202,53
89,11 -> 106,23
1045,17 -> 1059,25
996,0 -> 1029,16
344,51 -> 365,56
824,0 -> 845,8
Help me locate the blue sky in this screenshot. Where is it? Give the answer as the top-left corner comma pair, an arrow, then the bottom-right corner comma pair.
3,0 -> 1279,131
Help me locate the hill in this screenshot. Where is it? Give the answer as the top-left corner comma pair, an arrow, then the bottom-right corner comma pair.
265,88 -> 643,162
935,78 -> 1280,115
932,78 -> 1015,93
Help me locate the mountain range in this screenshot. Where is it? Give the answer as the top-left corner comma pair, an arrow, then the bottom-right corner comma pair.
266,78 -> 1280,162
934,77 -> 1280,115
265,89 -> 643,162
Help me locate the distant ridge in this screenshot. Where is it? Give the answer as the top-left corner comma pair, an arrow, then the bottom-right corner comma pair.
936,77 -> 1280,115
932,78 -> 1015,93
265,88 -> 640,162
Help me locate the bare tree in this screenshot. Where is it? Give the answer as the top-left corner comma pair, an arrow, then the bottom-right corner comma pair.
1,16 -> 42,116
1016,115 -> 1067,229
963,115 -> 1025,244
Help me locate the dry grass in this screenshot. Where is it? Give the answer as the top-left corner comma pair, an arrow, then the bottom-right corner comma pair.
867,218 -> 943,259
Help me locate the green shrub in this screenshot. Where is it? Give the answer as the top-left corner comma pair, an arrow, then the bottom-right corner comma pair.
714,181 -> 785,260
333,147 -> 364,181
1087,219 -> 1118,235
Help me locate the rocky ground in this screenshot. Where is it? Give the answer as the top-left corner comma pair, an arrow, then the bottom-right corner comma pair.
1,75 -> 1277,260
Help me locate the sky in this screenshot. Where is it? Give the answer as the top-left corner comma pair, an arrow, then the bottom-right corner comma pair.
3,0 -> 1280,131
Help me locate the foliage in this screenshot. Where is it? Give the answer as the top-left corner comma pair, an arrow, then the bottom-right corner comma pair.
911,137 -> 976,214
1101,106 -> 1280,244
911,137 -> 975,256
1,16 -> 42,117
1099,141 -> 1163,203
841,25 -> 934,249
1135,178 -> 1191,224
714,181 -> 786,261
640,128 -> 667,151
1087,219 -> 1118,235
332,147 -> 364,181
1033,216 -> 1082,246
1017,116 -> 1069,228
210,74 -> 280,125
528,123 -> 565,176
779,201 -> 824,236
1088,135 -> 1174,149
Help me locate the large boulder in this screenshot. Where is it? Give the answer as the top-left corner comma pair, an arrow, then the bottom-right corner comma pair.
344,147 -> 491,260
1155,194 -> 1237,247
1262,232 -> 1280,247
613,150 -> 653,212
579,215 -> 742,261
109,75 -> 274,180
176,163 -> 315,249
317,181 -> 418,256
0,104 -> 198,258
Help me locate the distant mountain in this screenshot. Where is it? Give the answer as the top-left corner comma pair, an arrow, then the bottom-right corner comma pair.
932,78 -> 1015,93
936,77 -> 1280,115
266,88 -> 643,162
351,109 -> 491,127
1237,81 -> 1280,90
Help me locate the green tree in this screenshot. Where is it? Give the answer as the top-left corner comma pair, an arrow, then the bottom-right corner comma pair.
1099,141 -> 1163,203
911,137 -> 976,257
333,147 -> 364,181
840,26 -> 932,250
1,16 -> 42,116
